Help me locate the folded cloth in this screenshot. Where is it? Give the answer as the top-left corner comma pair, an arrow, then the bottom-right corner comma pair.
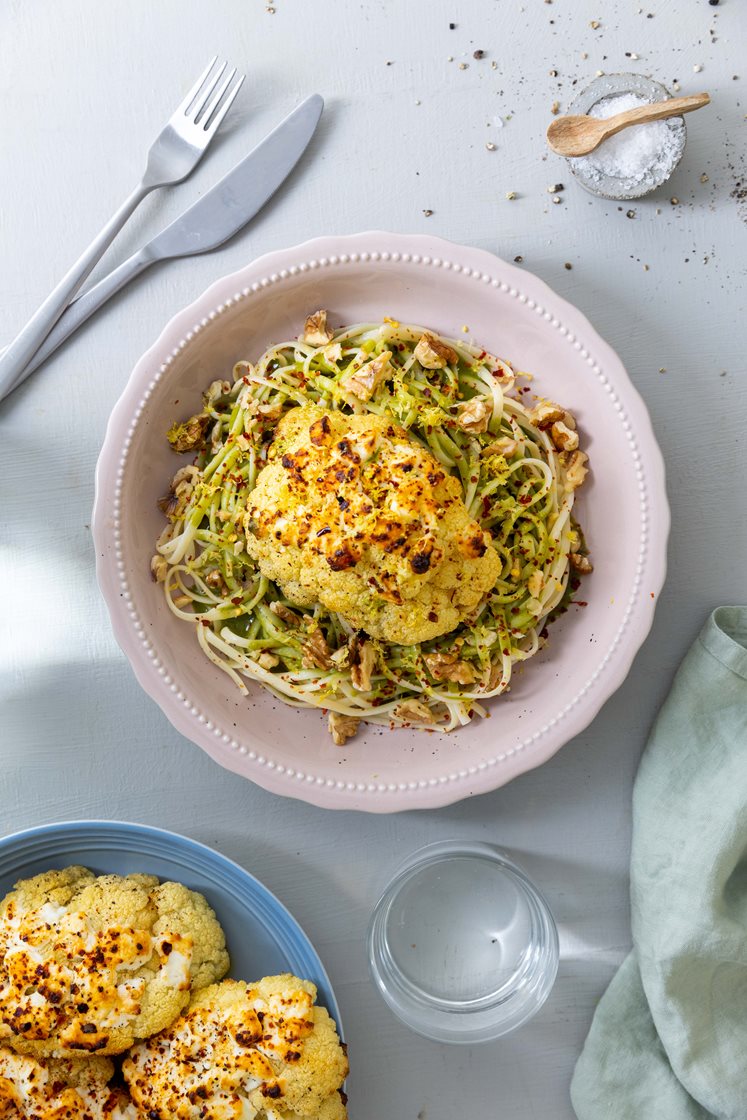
571,607 -> 747,1120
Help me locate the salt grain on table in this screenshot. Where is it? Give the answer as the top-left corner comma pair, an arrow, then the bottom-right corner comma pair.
570,93 -> 683,192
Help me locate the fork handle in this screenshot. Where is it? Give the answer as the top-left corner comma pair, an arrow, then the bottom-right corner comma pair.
5,246 -> 158,397
0,181 -> 150,401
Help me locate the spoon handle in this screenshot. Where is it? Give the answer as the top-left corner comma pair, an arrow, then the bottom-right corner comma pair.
603,92 -> 711,139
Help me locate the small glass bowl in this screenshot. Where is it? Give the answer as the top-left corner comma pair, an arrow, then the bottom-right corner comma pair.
367,840 -> 559,1044
566,72 -> 686,200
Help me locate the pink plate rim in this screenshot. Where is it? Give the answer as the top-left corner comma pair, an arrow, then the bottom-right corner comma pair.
93,231 -> 669,812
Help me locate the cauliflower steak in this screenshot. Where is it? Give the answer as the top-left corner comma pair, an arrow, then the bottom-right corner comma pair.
0,866 -> 229,1058
244,406 -> 500,644
0,1046 -> 136,1119
123,974 -> 348,1119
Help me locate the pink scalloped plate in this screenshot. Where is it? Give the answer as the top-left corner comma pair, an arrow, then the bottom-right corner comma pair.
93,232 -> 668,812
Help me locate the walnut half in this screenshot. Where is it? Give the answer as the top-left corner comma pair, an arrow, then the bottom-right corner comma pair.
455,397 -> 492,433
560,449 -> 589,490
529,400 -> 565,429
301,628 -> 334,670
328,711 -> 361,746
424,652 -> 475,685
350,636 -> 376,692
150,555 -> 168,582
269,601 -> 302,626
414,332 -> 459,369
393,698 -> 440,724
570,552 -> 593,574
550,420 -> 579,452
341,351 -> 392,401
303,310 -> 334,346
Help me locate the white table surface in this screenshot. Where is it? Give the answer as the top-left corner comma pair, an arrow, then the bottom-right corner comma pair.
2,1 -> 746,1115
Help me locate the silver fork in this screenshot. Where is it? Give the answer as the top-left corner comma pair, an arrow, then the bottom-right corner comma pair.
0,57 -> 244,400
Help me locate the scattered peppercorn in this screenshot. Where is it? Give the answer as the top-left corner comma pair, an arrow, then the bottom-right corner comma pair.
626,209 -> 636,218
473,49 -> 485,59
422,209 -> 433,217
514,255 -> 524,262
564,262 -> 572,270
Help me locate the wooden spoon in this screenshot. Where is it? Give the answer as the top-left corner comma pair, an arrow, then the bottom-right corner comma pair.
547,92 -> 710,157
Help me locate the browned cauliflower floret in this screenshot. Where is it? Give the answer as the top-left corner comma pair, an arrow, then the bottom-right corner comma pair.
0,1046 -> 137,1118
243,406 -> 500,644
0,867 -> 229,1058
123,974 -> 348,1119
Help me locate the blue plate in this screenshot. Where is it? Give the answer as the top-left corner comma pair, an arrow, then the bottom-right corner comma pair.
0,820 -> 342,1031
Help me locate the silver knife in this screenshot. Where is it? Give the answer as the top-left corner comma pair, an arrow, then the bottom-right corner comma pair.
7,94 -> 323,395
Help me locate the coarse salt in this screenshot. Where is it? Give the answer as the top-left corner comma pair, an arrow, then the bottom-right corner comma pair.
570,93 -> 684,190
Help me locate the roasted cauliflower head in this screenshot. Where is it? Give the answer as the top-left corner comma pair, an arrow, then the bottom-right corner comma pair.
0,866 -> 229,1058
0,1046 -> 136,1119
123,974 -> 348,1120
244,405 -> 500,644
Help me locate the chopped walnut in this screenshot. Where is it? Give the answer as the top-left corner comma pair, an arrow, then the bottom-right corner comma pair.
550,420 -> 579,451
323,342 -> 344,364
167,413 -> 211,453
150,554 -> 168,582
257,651 -> 280,669
424,651 -> 475,685
204,379 -> 231,406
158,466 -> 198,519
171,464 -> 200,490
341,351 -> 392,401
393,698 -> 439,724
205,569 -> 227,593
328,710 -> 361,746
527,570 -> 544,597
560,450 -> 589,490
455,397 -> 492,433
350,636 -> 376,691
302,628 -> 334,670
487,661 -> 508,691
269,601 -> 302,626
570,552 -> 594,574
303,310 -> 334,346
529,400 -> 565,429
414,331 -> 458,369
258,401 -> 284,420
483,436 -> 518,458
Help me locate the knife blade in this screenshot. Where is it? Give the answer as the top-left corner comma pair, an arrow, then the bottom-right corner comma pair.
9,94 -> 323,392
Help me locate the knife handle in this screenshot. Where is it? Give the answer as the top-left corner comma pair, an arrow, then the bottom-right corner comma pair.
5,246 -> 158,398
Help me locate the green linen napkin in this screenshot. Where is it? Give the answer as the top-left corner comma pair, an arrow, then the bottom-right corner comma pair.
571,606 -> 747,1120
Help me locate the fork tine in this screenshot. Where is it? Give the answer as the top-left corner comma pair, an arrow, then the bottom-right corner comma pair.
192,60 -> 228,123
179,56 -> 219,117
202,73 -> 245,133
199,67 -> 238,129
